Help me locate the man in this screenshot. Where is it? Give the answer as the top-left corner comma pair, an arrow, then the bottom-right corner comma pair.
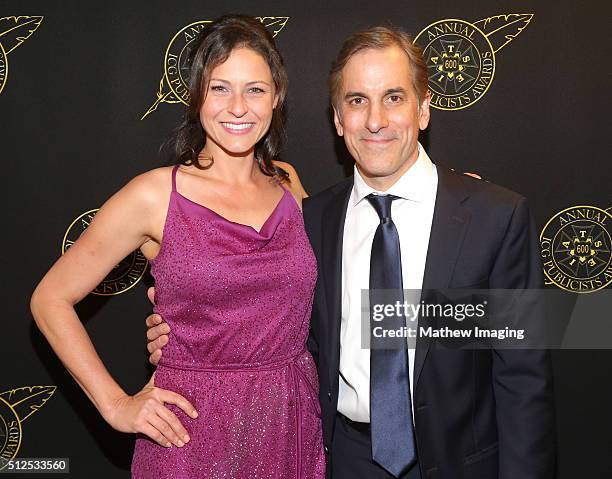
146,26 -> 555,479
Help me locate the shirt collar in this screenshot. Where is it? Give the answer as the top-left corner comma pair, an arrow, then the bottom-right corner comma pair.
351,142 -> 435,207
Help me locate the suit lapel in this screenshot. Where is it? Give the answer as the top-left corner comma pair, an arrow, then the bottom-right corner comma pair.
414,166 -> 471,389
321,178 -> 353,387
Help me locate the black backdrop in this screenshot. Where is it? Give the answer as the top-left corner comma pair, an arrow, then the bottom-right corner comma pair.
2,0 -> 611,477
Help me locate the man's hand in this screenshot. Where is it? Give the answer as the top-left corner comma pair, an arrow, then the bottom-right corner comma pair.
146,286 -> 170,366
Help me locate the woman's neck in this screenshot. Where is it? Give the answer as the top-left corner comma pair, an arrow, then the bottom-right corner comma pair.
199,144 -> 261,186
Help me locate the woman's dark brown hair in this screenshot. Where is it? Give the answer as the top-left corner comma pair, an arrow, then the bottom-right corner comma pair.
171,14 -> 288,180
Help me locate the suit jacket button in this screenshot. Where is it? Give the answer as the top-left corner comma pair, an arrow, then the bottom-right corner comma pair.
327,391 -> 332,400
324,445 -> 329,454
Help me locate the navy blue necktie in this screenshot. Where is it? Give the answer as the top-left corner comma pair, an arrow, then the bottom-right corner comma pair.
367,193 -> 416,477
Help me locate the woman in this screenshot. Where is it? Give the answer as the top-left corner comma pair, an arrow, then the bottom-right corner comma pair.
31,15 -> 325,478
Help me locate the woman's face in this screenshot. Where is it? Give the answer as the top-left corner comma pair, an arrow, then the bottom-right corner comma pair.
200,47 -> 278,157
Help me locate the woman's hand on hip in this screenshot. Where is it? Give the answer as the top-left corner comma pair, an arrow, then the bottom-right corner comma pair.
105,382 -> 198,448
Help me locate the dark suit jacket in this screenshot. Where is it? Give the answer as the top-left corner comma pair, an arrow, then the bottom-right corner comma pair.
302,165 -> 556,479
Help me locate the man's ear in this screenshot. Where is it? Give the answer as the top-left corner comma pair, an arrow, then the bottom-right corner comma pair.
418,90 -> 431,131
332,105 -> 344,136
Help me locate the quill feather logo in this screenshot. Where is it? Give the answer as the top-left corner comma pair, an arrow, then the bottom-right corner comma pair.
0,386 -> 56,470
142,16 -> 289,120
0,16 -> 43,96
415,14 -> 533,110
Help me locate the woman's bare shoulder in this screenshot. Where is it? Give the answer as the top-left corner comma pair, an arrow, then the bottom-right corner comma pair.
120,166 -> 175,208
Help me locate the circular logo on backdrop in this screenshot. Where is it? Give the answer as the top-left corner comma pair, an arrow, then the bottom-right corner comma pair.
0,397 -> 21,470
415,14 -> 534,111
0,16 -> 44,96
164,21 -> 211,105
540,206 -> 612,293
0,386 -> 55,471
62,209 -> 148,296
415,19 -> 495,111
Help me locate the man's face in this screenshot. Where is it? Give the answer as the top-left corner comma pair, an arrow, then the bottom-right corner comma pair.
333,46 -> 430,188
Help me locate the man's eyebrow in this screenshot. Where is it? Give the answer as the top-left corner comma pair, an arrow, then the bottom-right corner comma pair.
344,91 -> 366,99
385,87 -> 407,95
343,87 -> 408,99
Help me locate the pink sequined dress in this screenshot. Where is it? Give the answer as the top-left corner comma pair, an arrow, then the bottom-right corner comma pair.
131,166 -> 325,478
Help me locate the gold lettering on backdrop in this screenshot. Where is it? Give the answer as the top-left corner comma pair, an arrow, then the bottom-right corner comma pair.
559,207 -> 605,225
0,387 -> 55,470
166,53 -> 178,75
415,14 -> 533,111
540,206 -> 612,293
605,266 -> 612,282
62,209 -> 149,296
0,16 -> 44,96
142,17 -> 289,120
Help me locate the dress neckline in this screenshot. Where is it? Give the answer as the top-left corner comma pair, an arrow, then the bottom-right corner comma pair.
173,186 -> 289,236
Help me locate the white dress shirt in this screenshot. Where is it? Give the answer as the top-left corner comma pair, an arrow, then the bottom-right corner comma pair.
337,143 -> 438,422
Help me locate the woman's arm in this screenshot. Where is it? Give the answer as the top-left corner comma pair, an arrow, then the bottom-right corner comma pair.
30,168 -> 196,448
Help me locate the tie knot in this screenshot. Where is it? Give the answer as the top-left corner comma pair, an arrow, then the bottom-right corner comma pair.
366,194 -> 398,222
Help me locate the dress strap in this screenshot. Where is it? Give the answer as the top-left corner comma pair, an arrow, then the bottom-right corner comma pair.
171,165 -> 180,192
